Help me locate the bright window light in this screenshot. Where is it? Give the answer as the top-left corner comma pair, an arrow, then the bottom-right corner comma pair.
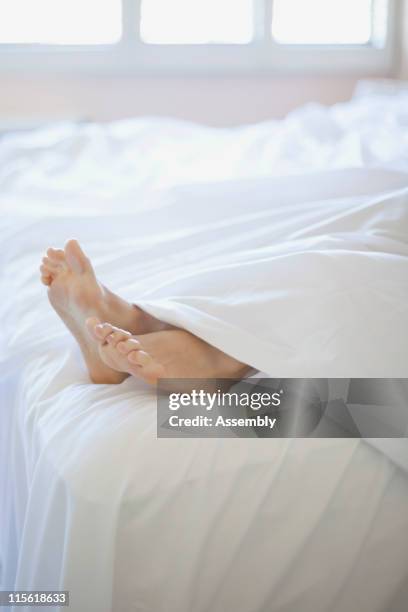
0,0 -> 122,44
272,0 -> 374,45
140,0 -> 254,44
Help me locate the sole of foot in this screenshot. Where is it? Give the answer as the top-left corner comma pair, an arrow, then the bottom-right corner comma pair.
40,239 -> 131,384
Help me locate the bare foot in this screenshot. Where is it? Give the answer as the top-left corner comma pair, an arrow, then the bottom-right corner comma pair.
40,239 -> 168,384
87,319 -> 251,388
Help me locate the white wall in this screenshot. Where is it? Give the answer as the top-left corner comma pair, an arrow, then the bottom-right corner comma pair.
0,74 -> 364,126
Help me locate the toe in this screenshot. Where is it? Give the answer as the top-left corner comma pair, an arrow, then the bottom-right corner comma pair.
117,338 -> 141,355
41,256 -> 60,272
41,274 -> 52,286
64,239 -> 92,275
40,264 -> 54,277
127,350 -> 164,383
86,318 -> 114,343
128,350 -> 152,367
95,323 -> 115,343
46,247 -> 65,261
106,329 -> 132,348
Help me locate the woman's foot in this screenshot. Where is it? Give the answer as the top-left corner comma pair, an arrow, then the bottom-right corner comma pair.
40,239 -> 168,383
87,319 -> 251,388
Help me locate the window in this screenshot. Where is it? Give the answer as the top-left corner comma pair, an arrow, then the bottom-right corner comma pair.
0,0 -> 396,75
140,0 -> 254,44
272,0 -> 374,45
0,0 -> 122,44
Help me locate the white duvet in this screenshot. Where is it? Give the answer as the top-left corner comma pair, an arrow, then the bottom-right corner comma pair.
1,82 -> 408,612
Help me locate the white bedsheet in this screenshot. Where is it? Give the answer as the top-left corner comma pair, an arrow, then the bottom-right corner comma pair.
1,83 -> 408,612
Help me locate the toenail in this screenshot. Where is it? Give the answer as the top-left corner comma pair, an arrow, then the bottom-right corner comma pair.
128,352 -> 139,364
138,351 -> 150,365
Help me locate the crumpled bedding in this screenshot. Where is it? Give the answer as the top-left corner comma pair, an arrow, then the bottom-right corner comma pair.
1,82 -> 408,612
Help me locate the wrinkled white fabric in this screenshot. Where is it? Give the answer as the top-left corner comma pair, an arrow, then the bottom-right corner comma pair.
1,83 -> 408,612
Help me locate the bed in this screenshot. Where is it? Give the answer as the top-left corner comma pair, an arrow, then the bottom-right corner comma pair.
1,81 -> 408,612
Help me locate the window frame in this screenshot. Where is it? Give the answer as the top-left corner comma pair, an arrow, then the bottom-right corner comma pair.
0,0 -> 398,76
